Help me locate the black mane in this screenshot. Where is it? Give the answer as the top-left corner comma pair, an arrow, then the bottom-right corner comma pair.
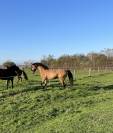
32,63 -> 49,70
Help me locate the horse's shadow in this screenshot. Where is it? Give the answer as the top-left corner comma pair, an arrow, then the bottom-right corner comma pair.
0,80 -> 77,99
28,79 -> 77,88
103,84 -> 113,90
28,80 -> 77,90
83,83 -> 113,91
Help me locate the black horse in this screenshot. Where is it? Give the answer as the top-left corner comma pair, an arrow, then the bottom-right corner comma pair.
0,65 -> 24,88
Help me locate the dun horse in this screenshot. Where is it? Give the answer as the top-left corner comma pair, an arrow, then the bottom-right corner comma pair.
31,63 -> 73,88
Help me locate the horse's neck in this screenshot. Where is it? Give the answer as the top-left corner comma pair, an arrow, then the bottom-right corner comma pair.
38,66 -> 46,72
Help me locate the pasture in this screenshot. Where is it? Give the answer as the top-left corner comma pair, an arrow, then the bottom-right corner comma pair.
0,68 -> 113,133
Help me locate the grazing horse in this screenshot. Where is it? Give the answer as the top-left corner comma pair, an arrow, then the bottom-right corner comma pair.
16,68 -> 28,83
0,65 -> 20,88
31,62 -> 73,88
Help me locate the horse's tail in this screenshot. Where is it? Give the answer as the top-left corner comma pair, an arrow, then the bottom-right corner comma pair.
66,70 -> 73,86
22,70 -> 28,80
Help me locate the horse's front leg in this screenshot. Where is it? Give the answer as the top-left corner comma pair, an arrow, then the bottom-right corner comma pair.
11,78 -> 14,88
7,80 -> 10,89
41,79 -> 48,89
44,79 -> 48,88
41,79 -> 46,88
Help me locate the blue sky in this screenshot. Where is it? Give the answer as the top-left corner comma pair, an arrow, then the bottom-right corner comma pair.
0,0 -> 113,63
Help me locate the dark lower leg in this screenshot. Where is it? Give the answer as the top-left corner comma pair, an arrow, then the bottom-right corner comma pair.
63,81 -> 66,88
11,79 -> 13,88
44,80 -> 48,88
7,80 -> 9,89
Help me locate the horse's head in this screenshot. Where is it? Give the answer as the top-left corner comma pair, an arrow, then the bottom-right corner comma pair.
31,62 -> 49,74
31,63 -> 37,74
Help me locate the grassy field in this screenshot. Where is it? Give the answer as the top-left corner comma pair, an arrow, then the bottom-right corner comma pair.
0,69 -> 113,133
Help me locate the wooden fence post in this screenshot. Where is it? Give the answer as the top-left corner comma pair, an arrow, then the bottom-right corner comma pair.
98,67 -> 100,73
88,68 -> 91,76
74,69 -> 76,80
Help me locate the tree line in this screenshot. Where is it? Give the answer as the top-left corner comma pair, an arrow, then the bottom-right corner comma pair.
40,49 -> 113,70
1,49 -> 113,71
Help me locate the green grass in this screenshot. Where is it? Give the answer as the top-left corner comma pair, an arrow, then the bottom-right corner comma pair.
0,69 -> 113,133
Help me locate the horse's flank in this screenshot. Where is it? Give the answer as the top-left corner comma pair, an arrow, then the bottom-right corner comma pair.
38,67 -> 67,80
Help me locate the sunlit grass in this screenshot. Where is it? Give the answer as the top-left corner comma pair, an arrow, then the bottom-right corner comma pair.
0,69 -> 113,133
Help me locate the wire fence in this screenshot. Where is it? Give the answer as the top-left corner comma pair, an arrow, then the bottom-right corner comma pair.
72,67 -> 113,80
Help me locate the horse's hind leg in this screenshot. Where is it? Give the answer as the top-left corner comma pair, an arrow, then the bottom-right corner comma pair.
63,81 -> 66,88
59,78 -> 66,88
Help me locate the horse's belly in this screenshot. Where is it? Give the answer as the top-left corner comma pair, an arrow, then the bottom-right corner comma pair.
48,74 -> 58,80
